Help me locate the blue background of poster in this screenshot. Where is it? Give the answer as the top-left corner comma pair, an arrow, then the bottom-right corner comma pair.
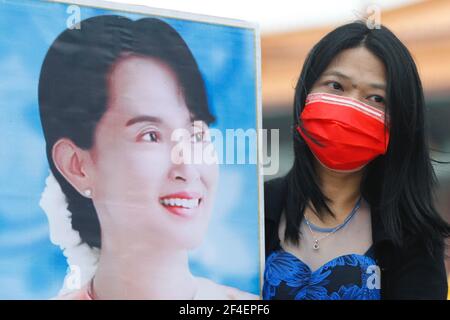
0,0 -> 259,299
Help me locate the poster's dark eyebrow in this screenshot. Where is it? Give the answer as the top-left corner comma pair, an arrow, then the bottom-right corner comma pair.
126,115 -> 162,127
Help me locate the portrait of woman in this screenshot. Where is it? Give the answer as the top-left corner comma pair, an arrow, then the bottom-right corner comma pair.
263,21 -> 450,300
38,14 -> 258,300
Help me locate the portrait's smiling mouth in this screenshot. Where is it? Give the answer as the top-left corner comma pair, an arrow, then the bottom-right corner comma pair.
160,198 -> 200,209
159,192 -> 203,217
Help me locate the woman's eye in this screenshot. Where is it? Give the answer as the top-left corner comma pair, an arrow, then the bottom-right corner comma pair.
368,95 -> 385,104
141,131 -> 160,142
326,81 -> 343,91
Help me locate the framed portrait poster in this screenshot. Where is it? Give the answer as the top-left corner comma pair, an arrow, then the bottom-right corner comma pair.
0,0 -> 263,299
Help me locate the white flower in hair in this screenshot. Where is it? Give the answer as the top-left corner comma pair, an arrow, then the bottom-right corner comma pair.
39,173 -> 100,294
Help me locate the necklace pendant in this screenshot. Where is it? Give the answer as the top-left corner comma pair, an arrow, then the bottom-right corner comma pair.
313,240 -> 320,250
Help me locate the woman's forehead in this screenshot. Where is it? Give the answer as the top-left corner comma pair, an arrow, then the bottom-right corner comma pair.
323,47 -> 386,86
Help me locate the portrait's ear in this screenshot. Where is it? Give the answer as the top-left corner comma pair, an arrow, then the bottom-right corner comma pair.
52,138 -> 92,196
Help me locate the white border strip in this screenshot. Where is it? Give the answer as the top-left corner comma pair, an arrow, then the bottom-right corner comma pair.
254,25 -> 265,298
307,93 -> 384,117
45,0 -> 258,30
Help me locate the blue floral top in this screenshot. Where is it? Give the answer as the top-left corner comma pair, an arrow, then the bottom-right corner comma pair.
263,248 -> 381,300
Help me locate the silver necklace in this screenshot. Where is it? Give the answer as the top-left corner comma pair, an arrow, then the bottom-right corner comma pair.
305,221 -> 334,250
304,197 -> 362,250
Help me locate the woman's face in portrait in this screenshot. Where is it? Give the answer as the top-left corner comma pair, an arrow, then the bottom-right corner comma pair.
310,46 -> 387,112
83,55 -> 219,250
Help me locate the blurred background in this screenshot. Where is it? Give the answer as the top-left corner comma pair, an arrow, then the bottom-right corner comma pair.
112,0 -> 450,293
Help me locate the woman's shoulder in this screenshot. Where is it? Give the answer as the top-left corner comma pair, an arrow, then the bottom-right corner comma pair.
51,279 -> 259,300
195,277 -> 259,300
264,176 -> 288,195
380,235 -> 448,299
51,285 -> 92,300
264,177 -> 288,256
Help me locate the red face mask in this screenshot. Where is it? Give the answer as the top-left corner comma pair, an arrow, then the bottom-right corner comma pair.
297,92 -> 390,171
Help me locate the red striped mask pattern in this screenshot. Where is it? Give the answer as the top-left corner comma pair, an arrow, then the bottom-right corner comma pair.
297,92 -> 390,171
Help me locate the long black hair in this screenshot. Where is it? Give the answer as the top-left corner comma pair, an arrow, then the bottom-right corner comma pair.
39,15 -> 215,249
285,21 -> 450,253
